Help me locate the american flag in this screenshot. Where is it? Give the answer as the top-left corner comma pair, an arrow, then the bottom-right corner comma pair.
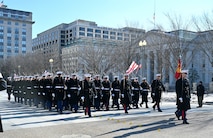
126,61 -> 140,75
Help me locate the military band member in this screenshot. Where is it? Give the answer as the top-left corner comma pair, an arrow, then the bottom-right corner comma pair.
140,77 -> 150,108
176,70 -> 191,124
80,74 -> 93,117
93,75 -> 102,111
53,71 -> 65,114
131,77 -> 140,108
101,76 -> 111,111
151,74 -> 165,112
120,74 -> 132,114
111,76 -> 120,110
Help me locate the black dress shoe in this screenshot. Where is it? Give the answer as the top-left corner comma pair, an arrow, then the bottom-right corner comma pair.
158,109 -> 162,112
152,105 -> 155,110
175,111 -> 180,120
183,120 -> 189,124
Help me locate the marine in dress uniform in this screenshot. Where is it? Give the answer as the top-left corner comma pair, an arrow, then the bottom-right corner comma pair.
140,77 -> 150,108
111,76 -> 120,110
176,70 -> 191,124
67,74 -> 80,112
80,74 -> 93,117
151,74 -> 165,112
131,77 -> 140,108
101,76 -> 111,111
6,77 -> 12,101
120,74 -> 132,114
53,71 -> 65,114
93,75 -> 102,111
44,73 -> 53,111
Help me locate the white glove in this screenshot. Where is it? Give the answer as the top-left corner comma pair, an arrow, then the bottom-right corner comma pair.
68,94 -> 71,98
81,96 -> 84,100
112,94 -> 115,97
78,87 -> 81,91
52,93 -> 55,97
179,97 -> 183,103
132,87 -> 134,90
64,86 -> 67,90
121,94 -> 124,98
95,95 -> 97,98
131,94 -> 134,96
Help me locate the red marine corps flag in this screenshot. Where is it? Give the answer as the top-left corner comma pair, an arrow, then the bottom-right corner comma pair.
175,58 -> 182,79
126,61 -> 140,75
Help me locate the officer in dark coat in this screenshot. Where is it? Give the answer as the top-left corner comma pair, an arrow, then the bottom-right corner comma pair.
131,77 -> 140,108
80,74 -> 93,117
140,77 -> 150,108
67,74 -> 80,112
53,71 -> 65,114
111,76 -> 120,110
120,74 -> 132,114
151,74 -> 165,112
196,81 -> 205,108
93,75 -> 102,111
101,76 -> 111,111
176,70 -> 191,124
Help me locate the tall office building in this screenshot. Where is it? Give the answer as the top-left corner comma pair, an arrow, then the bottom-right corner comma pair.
32,19 -> 145,72
0,3 -> 34,59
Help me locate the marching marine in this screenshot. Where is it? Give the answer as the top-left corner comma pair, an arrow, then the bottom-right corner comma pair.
140,77 -> 150,108
111,76 -> 120,110
53,71 -> 65,114
131,77 -> 140,108
120,74 -> 132,114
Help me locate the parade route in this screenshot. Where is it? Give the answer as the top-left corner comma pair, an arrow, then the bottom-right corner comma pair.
1,91 -> 213,138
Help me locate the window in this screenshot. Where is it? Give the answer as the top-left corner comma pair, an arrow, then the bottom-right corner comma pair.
103,30 -> 108,34
110,32 -> 116,35
7,21 -> 11,25
0,20 -> 3,24
95,29 -> 101,33
117,33 -> 122,36
87,28 -> 93,32
79,32 -> 85,36
117,37 -> 123,40
15,22 -> 19,26
110,36 -> 115,39
87,33 -> 93,37
103,35 -> 108,39
95,34 -> 101,38
79,27 -> 85,31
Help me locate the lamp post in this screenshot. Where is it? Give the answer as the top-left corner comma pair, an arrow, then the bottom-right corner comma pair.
18,65 -> 21,75
49,58 -> 54,73
139,40 -> 147,78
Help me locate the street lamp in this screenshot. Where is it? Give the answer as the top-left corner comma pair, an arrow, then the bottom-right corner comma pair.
139,40 -> 147,78
49,58 -> 54,73
18,65 -> 21,75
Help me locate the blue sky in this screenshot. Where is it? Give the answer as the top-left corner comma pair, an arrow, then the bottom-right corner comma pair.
3,0 -> 213,38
